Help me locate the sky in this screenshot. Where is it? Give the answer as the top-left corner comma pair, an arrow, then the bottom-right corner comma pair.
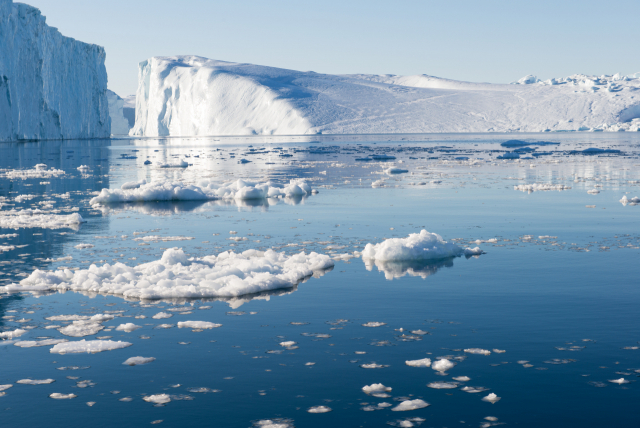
25,0 -> 640,97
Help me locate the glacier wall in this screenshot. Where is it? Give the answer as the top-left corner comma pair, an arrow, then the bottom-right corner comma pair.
0,0 -> 110,142
107,90 -> 131,135
131,55 -> 640,136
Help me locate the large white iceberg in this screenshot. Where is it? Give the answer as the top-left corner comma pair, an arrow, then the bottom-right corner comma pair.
130,55 -> 640,136
0,247 -> 334,299
0,0 -> 110,141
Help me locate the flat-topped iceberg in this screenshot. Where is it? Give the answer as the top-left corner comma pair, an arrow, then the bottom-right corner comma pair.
90,179 -> 314,205
362,230 -> 480,262
130,55 -> 640,136
0,247 -> 334,299
0,0 -> 110,142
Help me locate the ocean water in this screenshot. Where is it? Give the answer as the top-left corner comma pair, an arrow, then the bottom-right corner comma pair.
0,133 -> 639,427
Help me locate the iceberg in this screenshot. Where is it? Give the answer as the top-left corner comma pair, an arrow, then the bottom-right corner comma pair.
107,90 -> 132,135
0,0 -> 110,141
130,55 -> 640,136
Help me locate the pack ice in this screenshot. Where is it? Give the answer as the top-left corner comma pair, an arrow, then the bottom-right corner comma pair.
0,248 -> 334,299
130,55 -> 640,136
0,0 -> 110,142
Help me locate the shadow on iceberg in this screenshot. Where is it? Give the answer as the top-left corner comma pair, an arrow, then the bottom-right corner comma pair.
364,257 -> 456,280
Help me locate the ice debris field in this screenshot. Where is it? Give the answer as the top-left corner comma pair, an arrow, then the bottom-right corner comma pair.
1,134 -> 640,427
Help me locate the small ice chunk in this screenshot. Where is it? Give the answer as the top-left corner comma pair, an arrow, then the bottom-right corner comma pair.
362,230 -> 471,262
609,378 -> 629,384
0,385 -> 12,391
152,312 -> 173,319
123,356 -> 156,366
59,321 -> 104,337
427,382 -> 458,389
462,386 -> 489,393
362,322 -> 386,327
49,393 -> 76,399
432,359 -> 454,372
405,358 -> 431,367
307,406 -> 332,413
362,383 -> 392,395
17,379 -> 55,385
115,323 -> 142,333
143,394 -> 171,404
392,399 -> 430,411
452,376 -> 471,382
482,393 -> 501,403
0,328 -> 27,339
177,321 -> 222,329
279,341 -> 297,348
464,348 -> 491,355
50,340 -> 132,354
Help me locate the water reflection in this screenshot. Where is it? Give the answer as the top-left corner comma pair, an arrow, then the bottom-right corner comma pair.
364,257 -> 456,280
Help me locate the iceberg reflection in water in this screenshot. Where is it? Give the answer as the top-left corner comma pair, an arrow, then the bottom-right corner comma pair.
364,257 -> 457,280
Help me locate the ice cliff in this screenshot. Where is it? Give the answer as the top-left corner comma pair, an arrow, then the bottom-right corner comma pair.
130,55 -> 640,137
107,90 -> 131,135
0,0 -> 110,142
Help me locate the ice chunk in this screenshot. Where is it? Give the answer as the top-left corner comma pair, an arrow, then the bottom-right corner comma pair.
362,383 -> 392,395
609,378 -> 629,384
143,394 -> 171,404
17,379 -> 55,385
514,183 -> 571,192
392,399 -> 430,411
427,382 -> 458,389
2,248 -> 334,299
452,376 -> 470,382
362,230 -> 471,262
362,322 -> 386,327
482,393 -> 501,403
123,356 -> 156,366
152,312 -> 173,319
307,406 -> 332,413
432,359 -> 455,372
58,321 -> 104,337
0,210 -> 84,230
464,348 -> 491,355
0,328 -> 27,339
177,321 -> 222,329
405,358 -> 431,367
50,340 -> 132,354
49,393 -> 76,399
0,385 -> 12,391
15,339 -> 68,348
115,323 -> 142,332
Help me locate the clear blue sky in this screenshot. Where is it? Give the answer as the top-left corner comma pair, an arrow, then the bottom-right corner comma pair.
26,0 -> 640,97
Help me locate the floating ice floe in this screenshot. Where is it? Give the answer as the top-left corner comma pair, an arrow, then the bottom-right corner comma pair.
514,183 -> 571,192
116,323 -> 142,332
464,348 -> 491,355
387,417 -> 426,427
0,328 -> 27,339
620,195 -> 640,206
123,356 -> 156,366
609,378 -> 629,384
0,164 -> 65,179
587,189 -> 600,194
279,341 -> 297,348
452,376 -> 471,382
158,160 -> 189,168
17,379 -> 55,385
177,321 -> 222,329
77,165 -> 90,173
49,393 -> 76,399
133,235 -> 195,242
362,383 -> 392,397
152,312 -> 172,319
432,359 -> 455,373
461,386 -> 489,393
360,363 -> 389,369
252,419 -> 295,428
50,340 -> 132,354
307,406 -> 332,413
362,321 -> 386,327
58,321 -> 104,337
391,399 -> 430,411
0,210 -> 84,230
0,385 -> 12,391
0,248 -> 334,300
405,358 -> 431,367
143,394 -> 171,404
427,382 -> 458,389
15,339 -> 68,348
361,230 -> 481,262
89,179 -> 314,205
482,393 -> 501,403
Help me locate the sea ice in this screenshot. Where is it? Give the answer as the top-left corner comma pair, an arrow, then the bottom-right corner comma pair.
609,378 -> 629,384
482,393 -> 501,403
177,321 -> 222,329
620,195 -> 640,206
50,340 -> 132,354
0,328 -> 27,339
514,183 -> 571,192
427,382 -> 458,389
143,394 -> 171,404
362,322 -> 386,327
432,359 -> 455,372
362,230 -> 478,262
123,356 -> 156,366
16,379 -> 55,385
362,383 -> 392,395
0,165 -> 64,180
464,348 -> 491,355
307,406 -> 332,413
0,385 -> 12,391
391,399 -> 430,411
405,358 -> 431,367
115,323 -> 142,332
58,321 -> 104,337
152,312 -> 173,319
1,248 -> 334,299
0,210 -> 84,230
49,393 -> 76,399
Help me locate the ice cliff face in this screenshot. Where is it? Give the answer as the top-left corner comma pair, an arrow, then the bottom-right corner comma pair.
131,55 -> 640,136
107,90 -> 131,135
0,0 -> 110,142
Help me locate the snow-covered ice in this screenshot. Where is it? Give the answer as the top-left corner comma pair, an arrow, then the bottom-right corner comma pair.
0,328 -> 27,339
405,358 -> 431,367
362,230 -> 479,262
482,393 -> 501,403
58,321 -> 104,337
0,164 -> 64,180
307,406 -> 332,413
49,393 -> 76,399
0,0 -> 109,142
49,340 -> 132,354
464,348 -> 491,355
130,56 -> 640,136
1,247 -> 334,299
17,379 -> 55,385
143,394 -> 171,404
177,321 -> 222,329
432,359 -> 455,372
391,399 -> 430,411
115,323 -> 142,333
0,209 -> 84,230
123,356 -> 156,366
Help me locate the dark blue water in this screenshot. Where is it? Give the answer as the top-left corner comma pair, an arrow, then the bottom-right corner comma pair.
1,134 -> 639,427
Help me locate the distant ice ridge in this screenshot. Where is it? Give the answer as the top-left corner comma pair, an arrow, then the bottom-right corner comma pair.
107,90 -> 132,135
0,247 -> 334,299
130,55 -> 640,136
361,230 -> 481,262
0,0 -> 110,142
89,179 -> 314,205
